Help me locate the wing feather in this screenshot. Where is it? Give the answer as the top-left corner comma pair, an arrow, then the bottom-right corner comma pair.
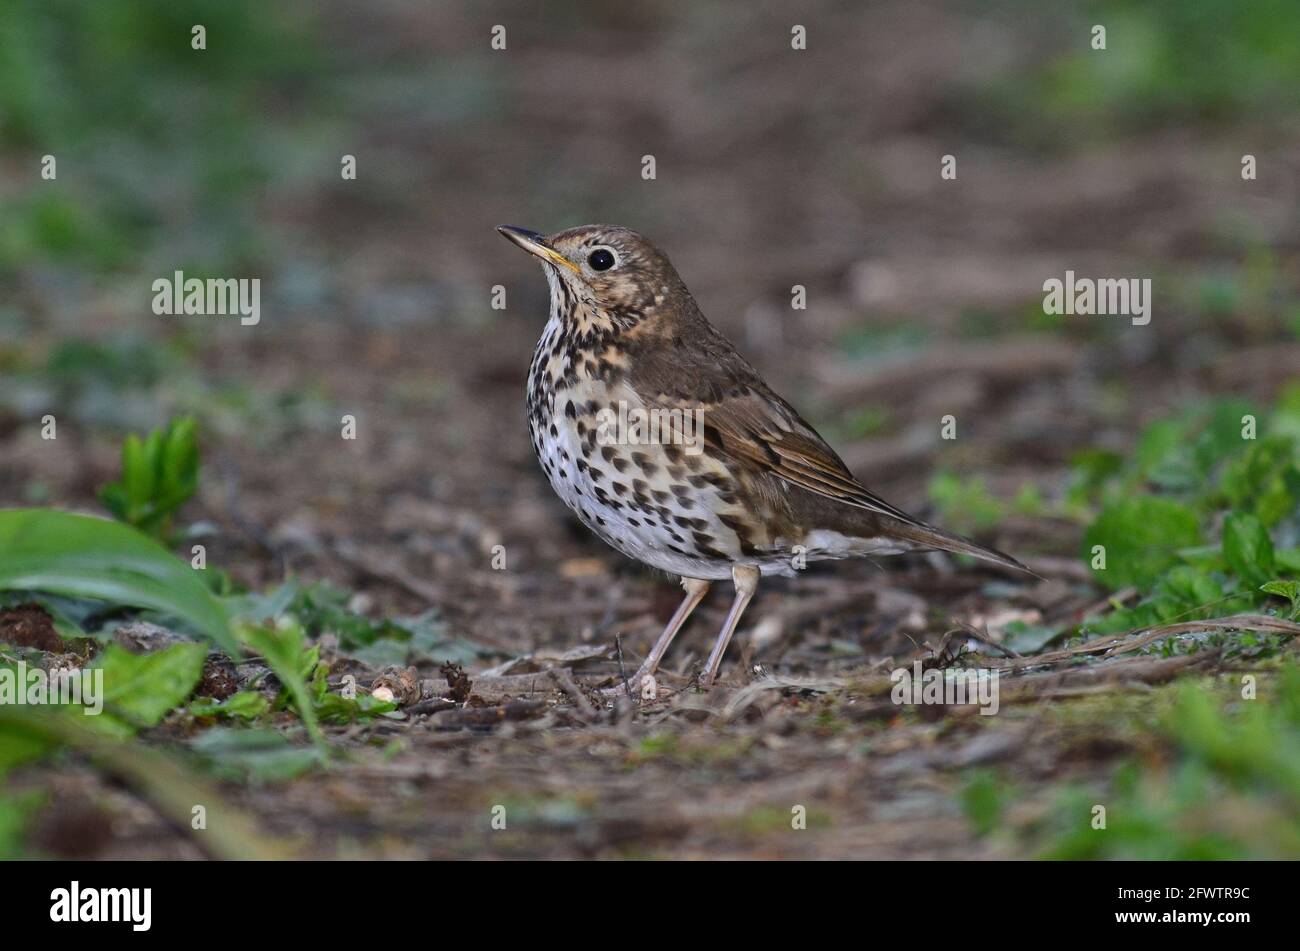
626,327 -> 924,526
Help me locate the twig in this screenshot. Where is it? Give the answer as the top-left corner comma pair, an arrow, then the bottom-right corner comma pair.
408,697 -> 457,716
614,634 -> 632,700
548,667 -> 597,722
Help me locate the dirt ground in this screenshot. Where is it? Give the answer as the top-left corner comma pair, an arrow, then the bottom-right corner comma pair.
4,1 -> 1300,859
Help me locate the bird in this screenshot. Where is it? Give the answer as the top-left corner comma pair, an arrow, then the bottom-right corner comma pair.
498,223 -> 1028,691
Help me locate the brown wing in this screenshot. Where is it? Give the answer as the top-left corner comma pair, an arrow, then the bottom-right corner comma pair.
622,314 -> 1031,574
625,320 -> 925,527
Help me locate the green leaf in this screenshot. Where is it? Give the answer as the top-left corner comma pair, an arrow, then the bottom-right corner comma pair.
959,770 -> 1007,837
99,416 -> 200,542
1083,497 -> 1203,590
121,434 -> 151,519
1134,419 -> 1187,479
188,690 -> 269,721
1221,437 -> 1300,526
1084,566 -> 1231,636
230,579 -> 483,666
90,642 -> 207,734
1192,399 -> 1258,475
0,708 -> 57,776
1223,512 -> 1275,588
1261,580 -> 1300,601
1261,580 -> 1300,616
0,509 -> 237,656
1066,448 -> 1124,507
236,619 -> 323,746
927,472 -> 1006,533
315,690 -> 397,725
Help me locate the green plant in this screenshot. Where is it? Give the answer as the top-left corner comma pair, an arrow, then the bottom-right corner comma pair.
1261,580 -> 1300,619
99,416 -> 199,544
0,510 -> 328,751
89,642 -> 209,737
0,509 -> 233,653
960,769 -> 1009,837
229,578 -> 487,667
927,472 -> 1007,534
1076,393 -> 1300,636
1037,666 -> 1300,859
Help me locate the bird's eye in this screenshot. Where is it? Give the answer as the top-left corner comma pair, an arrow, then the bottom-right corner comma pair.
588,248 -> 616,271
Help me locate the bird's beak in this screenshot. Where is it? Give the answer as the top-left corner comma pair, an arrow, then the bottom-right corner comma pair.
496,225 -> 581,275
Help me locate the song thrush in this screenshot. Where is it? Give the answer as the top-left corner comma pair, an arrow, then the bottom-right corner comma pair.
498,224 -> 1027,690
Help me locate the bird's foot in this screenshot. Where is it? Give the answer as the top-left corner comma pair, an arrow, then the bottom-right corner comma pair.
600,667 -> 665,701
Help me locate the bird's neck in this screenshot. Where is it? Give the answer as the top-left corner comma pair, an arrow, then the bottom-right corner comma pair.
527,290 -> 633,420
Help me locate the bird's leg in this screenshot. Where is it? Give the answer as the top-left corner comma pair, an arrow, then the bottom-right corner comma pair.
699,565 -> 760,687
625,577 -> 710,690
606,577 -> 709,697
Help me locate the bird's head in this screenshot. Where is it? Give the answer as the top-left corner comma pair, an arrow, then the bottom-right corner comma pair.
497,224 -> 685,326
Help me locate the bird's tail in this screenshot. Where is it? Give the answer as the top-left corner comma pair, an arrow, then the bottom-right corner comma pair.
891,520 -> 1035,576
